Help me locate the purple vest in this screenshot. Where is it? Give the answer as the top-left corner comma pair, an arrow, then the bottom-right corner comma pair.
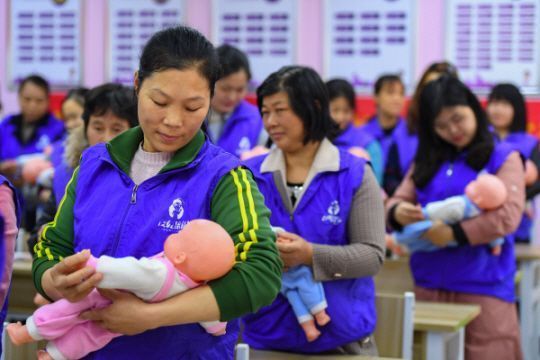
52,161 -> 74,206
242,151 -> 376,353
333,123 -> 375,150
0,114 -> 65,160
216,100 -> 263,157
360,117 -> 417,175
73,140 -> 241,359
412,143 -> 517,302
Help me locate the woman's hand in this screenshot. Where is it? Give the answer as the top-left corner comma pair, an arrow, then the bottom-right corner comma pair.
276,231 -> 313,268
424,220 -> 454,247
394,202 -> 425,226
80,289 -> 154,335
43,250 -> 103,302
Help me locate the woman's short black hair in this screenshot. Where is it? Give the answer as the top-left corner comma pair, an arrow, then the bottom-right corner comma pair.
19,75 -> 50,96
412,75 -> 494,188
82,83 -> 138,129
257,66 -> 339,144
374,74 -> 404,95
137,26 -> 220,96
488,83 -> 527,133
326,78 -> 356,111
62,87 -> 89,109
216,44 -> 252,80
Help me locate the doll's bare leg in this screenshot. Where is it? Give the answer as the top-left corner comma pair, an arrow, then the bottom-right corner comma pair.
36,350 -> 53,360
6,322 -> 34,345
313,310 -> 331,326
300,319 -> 320,342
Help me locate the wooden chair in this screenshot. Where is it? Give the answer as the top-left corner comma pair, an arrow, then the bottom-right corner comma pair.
374,292 -> 415,360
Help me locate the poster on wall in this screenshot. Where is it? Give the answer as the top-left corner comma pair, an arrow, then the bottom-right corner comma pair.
446,0 -> 540,94
9,0 -> 82,88
107,0 -> 184,85
324,0 -> 416,93
212,0 -> 297,88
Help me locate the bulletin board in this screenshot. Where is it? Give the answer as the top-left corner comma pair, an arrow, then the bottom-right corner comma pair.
323,0 -> 416,93
9,0 -> 82,88
445,0 -> 540,94
107,0 -> 185,85
212,0 -> 298,88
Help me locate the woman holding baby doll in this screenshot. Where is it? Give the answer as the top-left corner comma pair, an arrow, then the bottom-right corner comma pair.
386,76 -> 524,360
31,26 -> 281,360
242,66 -> 386,355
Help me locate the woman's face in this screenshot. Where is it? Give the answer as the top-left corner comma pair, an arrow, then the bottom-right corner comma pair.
375,81 -> 405,119
86,111 -> 131,146
18,82 -> 49,123
487,99 -> 514,131
433,105 -> 478,150
61,99 -> 84,132
261,91 -> 305,153
329,97 -> 354,130
136,68 -> 210,153
211,70 -> 248,114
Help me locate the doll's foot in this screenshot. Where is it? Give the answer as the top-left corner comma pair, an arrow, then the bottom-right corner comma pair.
491,245 -> 502,256
314,311 -> 331,326
7,322 -> 33,345
300,320 -> 320,342
37,350 -> 53,360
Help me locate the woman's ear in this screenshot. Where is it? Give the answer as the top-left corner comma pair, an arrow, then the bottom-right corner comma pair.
133,71 -> 140,95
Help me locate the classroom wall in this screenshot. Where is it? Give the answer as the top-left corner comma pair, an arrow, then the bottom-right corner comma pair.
1,0 -> 539,125
0,0 -> 447,115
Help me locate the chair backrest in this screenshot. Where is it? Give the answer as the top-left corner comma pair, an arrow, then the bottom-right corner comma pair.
374,258 -> 415,294
373,292 -> 415,360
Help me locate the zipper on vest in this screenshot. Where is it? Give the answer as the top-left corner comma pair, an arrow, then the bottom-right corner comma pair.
131,184 -> 139,204
111,184 -> 138,255
446,163 -> 454,177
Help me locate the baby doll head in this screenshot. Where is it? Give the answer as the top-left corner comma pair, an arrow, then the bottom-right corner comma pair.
525,159 -> 538,186
163,219 -> 235,282
465,173 -> 507,210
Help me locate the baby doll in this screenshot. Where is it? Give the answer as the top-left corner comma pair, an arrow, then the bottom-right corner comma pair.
7,219 -> 235,360
394,174 -> 507,254
275,228 -> 330,342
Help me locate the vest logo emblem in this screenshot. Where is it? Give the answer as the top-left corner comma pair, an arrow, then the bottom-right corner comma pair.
36,135 -> 51,150
158,198 -> 189,232
322,200 -> 342,225
237,136 -> 251,155
168,198 -> 185,219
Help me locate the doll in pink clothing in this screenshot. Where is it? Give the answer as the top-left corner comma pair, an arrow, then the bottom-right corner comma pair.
7,219 -> 235,360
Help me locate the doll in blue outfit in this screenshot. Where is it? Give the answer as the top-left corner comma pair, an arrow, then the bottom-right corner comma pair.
274,228 -> 330,342
394,173 -> 506,254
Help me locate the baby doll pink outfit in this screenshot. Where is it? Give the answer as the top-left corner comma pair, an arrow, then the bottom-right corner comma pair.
25,253 -> 226,360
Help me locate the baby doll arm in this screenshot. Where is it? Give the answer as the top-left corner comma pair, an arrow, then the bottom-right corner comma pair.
87,255 -> 168,301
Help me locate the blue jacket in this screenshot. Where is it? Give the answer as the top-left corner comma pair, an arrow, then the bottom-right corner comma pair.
411,143 -> 517,302
214,100 -> 263,157
242,151 -> 376,353
0,113 -> 65,161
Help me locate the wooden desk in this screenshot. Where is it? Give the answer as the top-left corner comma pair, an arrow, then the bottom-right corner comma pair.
376,260 -> 482,360
7,260 -> 36,315
413,302 -> 480,360
248,349 -> 400,360
514,244 -> 540,360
